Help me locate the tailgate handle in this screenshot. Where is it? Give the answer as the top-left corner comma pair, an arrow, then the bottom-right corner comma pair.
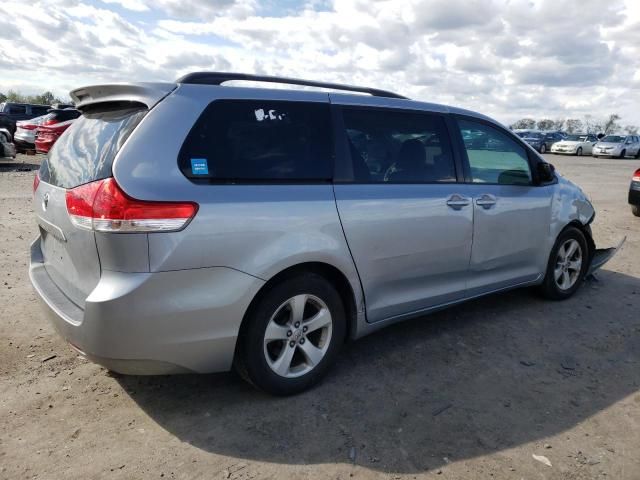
37,216 -> 67,242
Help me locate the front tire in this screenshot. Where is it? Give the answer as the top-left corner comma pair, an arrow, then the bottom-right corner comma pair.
576,147 -> 582,156
235,273 -> 346,395
539,227 -> 589,300
619,149 -> 626,159
540,144 -> 546,154
632,205 -> 640,217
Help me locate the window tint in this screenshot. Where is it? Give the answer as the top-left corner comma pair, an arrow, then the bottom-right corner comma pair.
341,108 -> 455,183
31,106 -> 50,116
49,109 -> 81,122
8,104 -> 26,114
458,119 -> 532,185
40,107 -> 146,189
179,100 -> 332,182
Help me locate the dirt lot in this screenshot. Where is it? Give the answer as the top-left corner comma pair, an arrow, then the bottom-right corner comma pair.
1,153 -> 639,480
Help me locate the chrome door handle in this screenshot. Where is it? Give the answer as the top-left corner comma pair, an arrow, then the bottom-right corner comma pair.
475,194 -> 497,209
446,194 -> 471,210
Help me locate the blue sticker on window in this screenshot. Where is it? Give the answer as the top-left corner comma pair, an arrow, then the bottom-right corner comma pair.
190,158 -> 209,175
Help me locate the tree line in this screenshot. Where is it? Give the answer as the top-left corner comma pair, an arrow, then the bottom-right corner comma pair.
0,90 -> 69,106
510,114 -> 638,135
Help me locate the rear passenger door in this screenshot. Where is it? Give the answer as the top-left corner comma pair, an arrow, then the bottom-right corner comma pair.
332,103 -> 473,323
454,117 -> 553,296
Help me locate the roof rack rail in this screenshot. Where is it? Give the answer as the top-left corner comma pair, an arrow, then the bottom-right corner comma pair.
176,72 -> 408,99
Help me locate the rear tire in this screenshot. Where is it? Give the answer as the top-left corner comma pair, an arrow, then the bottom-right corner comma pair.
235,273 -> 346,396
539,227 -> 589,300
632,205 -> 640,217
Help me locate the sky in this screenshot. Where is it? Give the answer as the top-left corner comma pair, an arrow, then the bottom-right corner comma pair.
0,0 -> 639,128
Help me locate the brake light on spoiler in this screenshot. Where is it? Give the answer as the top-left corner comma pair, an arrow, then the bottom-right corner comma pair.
66,178 -> 198,233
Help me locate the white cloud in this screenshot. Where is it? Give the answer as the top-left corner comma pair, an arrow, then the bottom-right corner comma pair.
101,0 -> 149,11
0,0 -> 639,128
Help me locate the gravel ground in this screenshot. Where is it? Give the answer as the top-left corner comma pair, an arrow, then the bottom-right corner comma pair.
1,153 -> 639,480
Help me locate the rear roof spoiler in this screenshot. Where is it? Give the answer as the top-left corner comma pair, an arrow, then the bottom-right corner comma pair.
70,83 -> 176,111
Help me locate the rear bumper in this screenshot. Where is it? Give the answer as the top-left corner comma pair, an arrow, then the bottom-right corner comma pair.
629,182 -> 640,206
29,237 -> 264,375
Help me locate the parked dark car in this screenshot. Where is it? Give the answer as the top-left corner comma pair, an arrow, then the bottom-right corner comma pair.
0,102 -> 51,138
515,130 -> 565,154
630,167 -> 640,217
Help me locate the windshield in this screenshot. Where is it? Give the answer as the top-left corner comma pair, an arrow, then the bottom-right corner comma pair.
601,135 -> 625,143
516,131 -> 542,139
565,135 -> 588,141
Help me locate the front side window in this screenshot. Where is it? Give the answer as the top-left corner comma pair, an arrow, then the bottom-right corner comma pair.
179,100 -> 332,182
458,119 -> 532,185
341,108 -> 456,183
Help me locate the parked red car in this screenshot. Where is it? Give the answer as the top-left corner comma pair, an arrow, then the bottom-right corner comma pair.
35,119 -> 75,153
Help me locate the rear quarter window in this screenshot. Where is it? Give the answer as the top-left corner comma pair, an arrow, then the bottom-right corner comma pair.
178,100 -> 333,183
39,106 -> 146,189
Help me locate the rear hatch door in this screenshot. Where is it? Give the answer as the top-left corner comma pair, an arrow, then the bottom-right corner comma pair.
34,105 -> 148,307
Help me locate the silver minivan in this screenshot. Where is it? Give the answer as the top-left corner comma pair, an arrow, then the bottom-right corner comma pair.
30,73 -> 619,395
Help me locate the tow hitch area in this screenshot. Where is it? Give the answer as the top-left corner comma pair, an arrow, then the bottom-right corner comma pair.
588,237 -> 626,276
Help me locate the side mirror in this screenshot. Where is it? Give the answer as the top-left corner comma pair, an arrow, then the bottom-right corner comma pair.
537,162 -> 555,183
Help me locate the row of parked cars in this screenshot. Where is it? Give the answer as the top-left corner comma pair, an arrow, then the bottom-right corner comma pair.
0,101 -> 80,157
515,129 -> 640,158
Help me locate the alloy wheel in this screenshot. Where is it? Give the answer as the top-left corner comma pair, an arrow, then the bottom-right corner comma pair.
263,294 -> 333,378
554,239 -> 583,290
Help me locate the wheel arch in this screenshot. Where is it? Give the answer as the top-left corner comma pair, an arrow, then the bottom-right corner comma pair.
560,220 -> 596,263
236,262 -> 359,350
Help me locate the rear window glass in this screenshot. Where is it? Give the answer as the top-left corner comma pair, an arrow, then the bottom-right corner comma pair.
178,100 -> 333,182
49,109 -> 81,122
31,106 -> 50,116
39,107 -> 146,188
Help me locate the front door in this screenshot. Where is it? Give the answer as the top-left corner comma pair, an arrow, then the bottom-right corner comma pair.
455,117 -> 553,297
332,104 -> 473,323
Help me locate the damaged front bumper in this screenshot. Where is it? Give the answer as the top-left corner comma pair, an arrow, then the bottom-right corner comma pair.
588,236 -> 626,276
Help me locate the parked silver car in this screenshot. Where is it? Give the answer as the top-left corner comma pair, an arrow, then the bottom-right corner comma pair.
592,135 -> 640,159
29,73 -> 620,395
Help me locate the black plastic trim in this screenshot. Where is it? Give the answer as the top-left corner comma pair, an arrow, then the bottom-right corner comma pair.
177,72 -> 408,99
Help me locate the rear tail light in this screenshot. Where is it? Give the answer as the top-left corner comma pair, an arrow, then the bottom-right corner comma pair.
633,169 -> 640,182
18,123 -> 38,131
33,172 -> 40,196
65,178 -> 198,233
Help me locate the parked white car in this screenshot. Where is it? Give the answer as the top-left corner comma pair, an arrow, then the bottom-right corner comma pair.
592,135 -> 640,159
550,133 -> 598,156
